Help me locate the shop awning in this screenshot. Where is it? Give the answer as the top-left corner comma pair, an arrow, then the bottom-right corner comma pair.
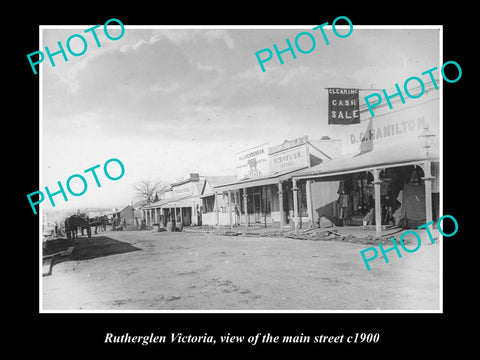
142,199 -> 171,209
143,195 -> 201,209
213,167 -> 310,192
166,195 -> 201,208
292,145 -> 439,180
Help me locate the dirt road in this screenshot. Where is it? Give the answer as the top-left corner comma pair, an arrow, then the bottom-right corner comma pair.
42,230 -> 440,311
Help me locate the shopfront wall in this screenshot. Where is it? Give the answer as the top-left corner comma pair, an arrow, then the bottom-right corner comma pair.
295,89 -> 441,230
270,143 -> 310,174
211,136 -> 350,228
300,160 -> 439,229
340,91 -> 440,157
236,143 -> 270,180
201,192 -> 233,226
310,179 -> 341,227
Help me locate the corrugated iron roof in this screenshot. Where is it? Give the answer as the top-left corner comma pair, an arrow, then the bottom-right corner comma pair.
293,143 -> 439,179
213,167 -> 310,192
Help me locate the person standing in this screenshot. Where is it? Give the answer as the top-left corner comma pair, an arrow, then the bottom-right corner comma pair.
234,204 -> 240,226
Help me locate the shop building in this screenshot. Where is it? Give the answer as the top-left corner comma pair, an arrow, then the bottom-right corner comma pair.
142,173 -> 204,228
108,205 -> 136,230
290,81 -> 440,238
140,81 -> 439,238
204,81 -> 439,237
200,176 -> 238,226
210,135 -> 342,230
142,174 -> 236,229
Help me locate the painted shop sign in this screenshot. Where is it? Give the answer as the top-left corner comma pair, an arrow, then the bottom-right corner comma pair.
349,116 -> 429,144
173,184 -> 193,197
236,143 -> 270,180
270,144 -> 309,173
269,135 -> 308,154
328,88 -> 360,125
341,94 -> 439,155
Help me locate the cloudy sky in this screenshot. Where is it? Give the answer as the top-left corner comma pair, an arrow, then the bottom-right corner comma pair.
40,25 -> 440,210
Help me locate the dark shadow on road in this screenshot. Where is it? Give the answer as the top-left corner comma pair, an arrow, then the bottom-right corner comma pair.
43,235 -> 142,275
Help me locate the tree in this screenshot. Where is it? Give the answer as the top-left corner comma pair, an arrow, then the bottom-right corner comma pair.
133,179 -> 167,205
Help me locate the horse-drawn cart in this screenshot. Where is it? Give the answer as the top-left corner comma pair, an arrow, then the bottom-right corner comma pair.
64,214 -> 108,239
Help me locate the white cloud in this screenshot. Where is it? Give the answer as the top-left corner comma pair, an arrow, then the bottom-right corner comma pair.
149,81 -> 181,93
147,29 -> 235,49
203,30 -> 235,49
41,27 -> 440,211
119,30 -> 164,52
232,64 -> 337,88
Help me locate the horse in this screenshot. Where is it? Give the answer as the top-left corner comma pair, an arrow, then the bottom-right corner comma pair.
65,215 -> 91,239
91,215 -> 108,234
64,216 -> 78,239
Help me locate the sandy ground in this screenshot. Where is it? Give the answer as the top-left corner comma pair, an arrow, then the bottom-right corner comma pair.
42,229 -> 440,311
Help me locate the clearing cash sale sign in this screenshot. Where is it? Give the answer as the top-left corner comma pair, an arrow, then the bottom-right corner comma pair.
328,88 -> 360,125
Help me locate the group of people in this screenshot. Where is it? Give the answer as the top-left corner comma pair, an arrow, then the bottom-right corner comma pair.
336,183 -> 403,228
112,216 -> 127,231
361,194 -> 402,228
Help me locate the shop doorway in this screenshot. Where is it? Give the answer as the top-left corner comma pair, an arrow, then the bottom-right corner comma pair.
309,165 -> 432,229
182,207 -> 192,226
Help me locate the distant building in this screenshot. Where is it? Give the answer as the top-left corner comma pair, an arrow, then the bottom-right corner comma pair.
142,173 -> 206,227
200,175 -> 238,226
110,205 -> 135,229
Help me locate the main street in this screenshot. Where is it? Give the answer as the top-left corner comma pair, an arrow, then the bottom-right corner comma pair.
42,229 -> 440,311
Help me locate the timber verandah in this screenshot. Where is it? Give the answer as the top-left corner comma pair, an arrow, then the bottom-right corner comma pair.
207,167 -> 319,232
141,160 -> 439,240
210,156 -> 439,239
143,194 -> 201,228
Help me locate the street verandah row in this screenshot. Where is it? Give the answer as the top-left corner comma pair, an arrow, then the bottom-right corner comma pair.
142,83 -> 440,239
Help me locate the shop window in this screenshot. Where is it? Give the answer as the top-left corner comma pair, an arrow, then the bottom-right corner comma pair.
203,196 -> 215,213
247,188 -> 254,214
